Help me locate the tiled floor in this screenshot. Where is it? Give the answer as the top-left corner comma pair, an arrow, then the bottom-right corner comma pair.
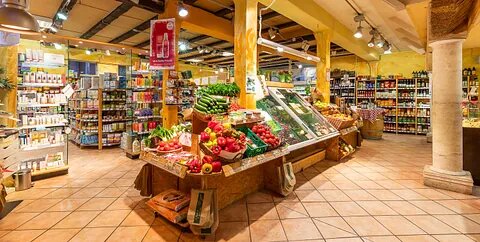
2,134 -> 480,241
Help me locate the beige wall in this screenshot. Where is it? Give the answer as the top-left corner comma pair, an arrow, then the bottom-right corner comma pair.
331,48 -> 480,78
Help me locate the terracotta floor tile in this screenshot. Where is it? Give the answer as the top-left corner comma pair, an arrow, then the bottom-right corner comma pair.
247,202 -> 279,220
53,210 -> 100,229
281,218 -> 322,240
374,216 -> 425,235
435,215 -> 480,233
43,188 -> 81,199
17,211 -> 70,230
69,187 -> 105,198
343,216 -> 392,236
249,219 -> 287,242
354,180 -> 383,190
329,201 -> 368,216
312,217 -> 357,239
384,201 -> 427,215
311,180 -> 339,190
295,180 -> 316,190
15,198 -> 62,213
437,190 -> 479,200
87,210 -> 131,227
0,229 -> 45,242
410,201 -> 456,215
395,180 -> 428,189
0,212 -> 38,230
411,189 -> 453,200
87,178 -> 117,188
331,180 -> 361,190
436,200 -> 480,214
77,197 -> 116,211
433,234 -> 475,242
142,225 -> 181,242
295,190 -> 326,202
362,172 -> 388,180
397,235 -> 437,242
303,202 -> 339,217
106,196 -> 140,210
113,178 -> 135,187
377,180 -> 406,189
6,188 -> 57,200
366,189 -> 402,201
362,236 -> 401,242
179,231 -> 214,242
246,191 -> 273,203
405,215 -> 459,234
214,221 -> 250,242
69,227 -> 115,242
33,228 -> 80,242
106,226 -> 149,242
325,238 -> 362,242
272,192 -> 299,203
63,178 -> 95,188
47,198 -> 89,212
318,190 -> 351,202
121,209 -> 155,226
343,190 -> 377,201
95,187 -> 128,198
219,200 -> 248,222
390,189 -> 428,200
357,201 -> 398,216
275,201 -> 309,219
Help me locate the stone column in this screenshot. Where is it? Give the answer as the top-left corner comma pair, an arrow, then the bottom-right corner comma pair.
423,39 -> 473,194
314,31 -> 331,102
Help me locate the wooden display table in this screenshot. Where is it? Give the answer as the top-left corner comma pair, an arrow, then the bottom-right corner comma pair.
463,127 -> 480,185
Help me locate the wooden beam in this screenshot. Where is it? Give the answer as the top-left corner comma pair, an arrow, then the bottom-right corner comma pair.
181,4 -> 234,42
110,16 -> 158,43
214,4 -> 235,17
81,2 -> 134,39
469,0 -> 480,30
258,45 -> 316,65
116,0 -> 165,14
134,39 -> 150,48
262,11 -> 281,20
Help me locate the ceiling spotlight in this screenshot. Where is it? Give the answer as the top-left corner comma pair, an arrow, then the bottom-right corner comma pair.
214,70 -> 219,74
0,0 -> 40,35
297,64 -> 303,69
367,36 -> 375,47
178,1 -> 188,17
53,43 -> 62,50
222,51 -> 234,57
179,42 -> 188,51
219,68 -> 224,73
301,40 -> 310,52
376,37 -> 385,48
306,56 -> 312,61
42,35 -> 47,39
268,27 -> 277,39
49,25 -> 58,33
105,50 -> 111,56
121,47 -> 125,50
79,41 -> 83,44
57,11 -> 68,20
197,46 -> 204,53
276,46 -> 284,52
211,49 -> 218,55
85,49 -> 92,55
383,42 -> 392,54
353,14 -> 365,39
204,48 -> 210,54
74,44 -> 78,47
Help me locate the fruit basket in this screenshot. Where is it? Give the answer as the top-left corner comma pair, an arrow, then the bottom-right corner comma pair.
236,127 -> 268,158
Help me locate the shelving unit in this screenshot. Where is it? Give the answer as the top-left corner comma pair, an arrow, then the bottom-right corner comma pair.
354,77 -> 431,135
462,74 -> 478,100
16,57 -> 69,178
329,73 -> 356,105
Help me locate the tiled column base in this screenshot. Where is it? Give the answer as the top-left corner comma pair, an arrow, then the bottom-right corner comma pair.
424,165 -> 473,194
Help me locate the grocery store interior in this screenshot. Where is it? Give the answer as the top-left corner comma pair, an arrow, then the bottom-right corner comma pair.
0,0 -> 479,241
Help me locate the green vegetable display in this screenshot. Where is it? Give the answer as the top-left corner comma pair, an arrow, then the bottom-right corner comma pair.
148,127 -> 175,141
197,83 -> 240,97
194,93 -> 230,115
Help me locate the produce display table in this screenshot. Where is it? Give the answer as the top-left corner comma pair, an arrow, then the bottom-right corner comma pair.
140,146 -> 291,210
358,108 -> 385,140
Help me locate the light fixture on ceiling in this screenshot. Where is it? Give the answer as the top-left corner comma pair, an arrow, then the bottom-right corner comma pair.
268,27 -> 277,39
0,0 -> 40,35
49,25 -> 58,33
57,10 -> 68,20
383,42 -> 392,54
219,68 -> 224,73
178,1 -> 188,17
53,43 -> 62,50
74,44 -> 78,47
197,46 -> 204,53
179,40 -> 188,51
85,49 -> 92,55
301,40 -> 310,52
257,38 -> 320,63
353,14 -> 364,39
79,41 -> 83,44
297,64 -> 303,69
376,37 -> 385,48
187,58 -> 203,63
204,48 -> 210,54
105,50 -> 111,56
367,37 -> 375,47
214,70 -> 219,74
41,35 -> 47,39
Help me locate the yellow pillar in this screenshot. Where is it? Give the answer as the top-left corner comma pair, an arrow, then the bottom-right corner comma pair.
314,31 -> 331,102
160,0 -> 180,128
233,0 -> 257,109
0,46 -> 18,127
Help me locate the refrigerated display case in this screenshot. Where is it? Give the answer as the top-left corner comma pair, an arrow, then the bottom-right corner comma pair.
256,88 -> 339,151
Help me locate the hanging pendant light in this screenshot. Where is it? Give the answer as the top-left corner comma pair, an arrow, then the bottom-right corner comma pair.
0,0 -> 39,35
353,14 -> 365,39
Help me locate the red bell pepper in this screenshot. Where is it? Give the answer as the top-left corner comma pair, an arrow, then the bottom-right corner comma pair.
211,145 -> 222,155
200,132 -> 210,142
217,137 -> 227,148
208,121 -> 219,129
202,155 -> 214,164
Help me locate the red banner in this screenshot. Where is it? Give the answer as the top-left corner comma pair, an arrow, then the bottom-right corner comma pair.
150,18 -> 175,70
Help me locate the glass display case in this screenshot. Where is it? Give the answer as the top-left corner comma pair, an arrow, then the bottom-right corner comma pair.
256,88 -> 339,151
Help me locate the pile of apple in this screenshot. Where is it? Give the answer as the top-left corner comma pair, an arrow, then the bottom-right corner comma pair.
252,124 -> 280,149
187,155 -> 222,174
200,120 -> 247,154
156,138 -> 182,152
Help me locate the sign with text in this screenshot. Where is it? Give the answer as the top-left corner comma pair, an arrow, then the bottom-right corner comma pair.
150,18 -> 176,70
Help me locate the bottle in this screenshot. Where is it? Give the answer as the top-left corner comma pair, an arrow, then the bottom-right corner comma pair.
463,68 -> 468,76
467,68 -> 472,76
473,67 -> 477,75
162,33 -> 169,59
132,138 -> 140,155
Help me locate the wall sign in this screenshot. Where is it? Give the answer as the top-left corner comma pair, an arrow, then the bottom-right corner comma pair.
150,18 -> 176,70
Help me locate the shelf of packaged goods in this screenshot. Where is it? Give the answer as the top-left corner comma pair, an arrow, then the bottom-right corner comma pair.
384,114 -> 397,117
18,103 -> 67,108
135,115 -> 162,120
417,123 -> 431,125
378,106 -> 396,108
134,131 -> 152,135
331,86 -> 355,90
31,165 -> 69,177
103,130 -> 125,133
102,118 -> 132,122
417,131 -> 428,134
340,97 -> 355,99
417,87 -> 430,90
18,83 -> 64,88
21,142 -> 65,151
78,119 -> 99,122
417,96 -> 431,99
103,99 -> 127,102
398,97 -> 415,100
102,108 -> 127,111
377,88 -> 397,90
384,121 -> 396,124
19,123 -> 66,129
136,101 -> 162,104
417,106 -> 430,109
80,143 -> 99,147
20,62 -> 66,68
72,127 -> 98,134
397,87 -> 415,90
132,87 -> 163,91
398,107 -> 416,109
265,81 -> 294,88
417,116 -> 430,118
357,96 -> 375,99
398,122 -> 416,124
102,88 -> 128,91
376,97 -> 396,99
383,129 -> 397,133
357,88 -> 375,91
398,130 -> 416,134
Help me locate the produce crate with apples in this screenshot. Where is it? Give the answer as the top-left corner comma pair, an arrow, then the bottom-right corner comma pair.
236,127 -> 268,158
199,120 -> 247,163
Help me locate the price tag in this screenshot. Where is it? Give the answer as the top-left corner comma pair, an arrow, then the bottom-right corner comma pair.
62,84 -> 74,99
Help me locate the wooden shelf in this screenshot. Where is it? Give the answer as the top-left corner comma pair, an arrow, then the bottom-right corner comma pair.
266,81 -> 294,88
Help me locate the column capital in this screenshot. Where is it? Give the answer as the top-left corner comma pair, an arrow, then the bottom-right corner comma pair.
428,38 -> 465,49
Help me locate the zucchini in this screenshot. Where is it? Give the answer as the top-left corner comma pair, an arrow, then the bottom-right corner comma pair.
194,104 -> 207,112
198,99 -> 211,108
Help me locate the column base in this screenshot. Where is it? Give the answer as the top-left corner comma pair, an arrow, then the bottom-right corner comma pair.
423,165 -> 473,194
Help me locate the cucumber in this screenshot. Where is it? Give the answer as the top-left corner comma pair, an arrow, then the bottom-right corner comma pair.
214,96 -> 227,103
194,104 -> 207,112
198,99 -> 211,108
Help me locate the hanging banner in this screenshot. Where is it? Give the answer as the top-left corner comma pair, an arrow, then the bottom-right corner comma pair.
150,18 -> 176,70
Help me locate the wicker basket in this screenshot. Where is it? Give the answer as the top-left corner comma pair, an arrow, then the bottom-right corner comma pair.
325,116 -> 355,130
199,142 -> 245,163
